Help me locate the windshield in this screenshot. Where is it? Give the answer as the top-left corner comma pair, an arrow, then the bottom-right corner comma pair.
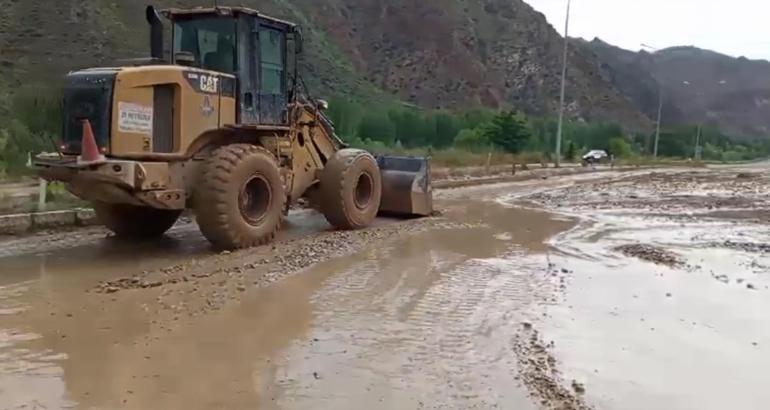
173,17 -> 236,73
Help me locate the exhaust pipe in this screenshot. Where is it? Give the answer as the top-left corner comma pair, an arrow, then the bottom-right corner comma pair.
146,5 -> 164,60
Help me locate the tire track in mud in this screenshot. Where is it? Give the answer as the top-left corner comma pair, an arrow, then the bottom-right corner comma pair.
268,224 -> 587,409
0,171 -> 622,410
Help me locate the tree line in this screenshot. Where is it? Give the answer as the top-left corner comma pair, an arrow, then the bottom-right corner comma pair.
0,87 -> 62,176
327,95 -> 770,162
1,90 -> 769,177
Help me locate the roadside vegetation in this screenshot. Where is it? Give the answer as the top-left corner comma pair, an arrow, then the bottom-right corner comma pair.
2,89 -> 770,179
0,87 -> 62,178
327,95 -> 770,167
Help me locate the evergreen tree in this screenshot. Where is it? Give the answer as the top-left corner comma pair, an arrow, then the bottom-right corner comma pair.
482,111 -> 532,154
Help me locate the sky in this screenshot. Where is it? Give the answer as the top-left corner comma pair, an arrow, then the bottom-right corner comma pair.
523,0 -> 770,61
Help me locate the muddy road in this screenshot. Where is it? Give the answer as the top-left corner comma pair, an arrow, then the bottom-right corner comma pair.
0,166 -> 768,409
518,166 -> 770,410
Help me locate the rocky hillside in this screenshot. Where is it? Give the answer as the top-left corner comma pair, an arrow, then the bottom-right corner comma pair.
581,38 -> 770,138
0,0 -> 651,129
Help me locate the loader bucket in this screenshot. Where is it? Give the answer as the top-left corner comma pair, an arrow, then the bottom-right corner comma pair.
376,155 -> 433,217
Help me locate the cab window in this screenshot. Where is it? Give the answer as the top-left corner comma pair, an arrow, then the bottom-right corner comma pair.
173,17 -> 236,73
259,27 -> 285,94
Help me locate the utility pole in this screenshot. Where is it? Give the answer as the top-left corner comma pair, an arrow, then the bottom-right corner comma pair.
694,124 -> 702,161
641,44 -> 663,159
653,87 -> 663,158
681,80 -> 725,162
554,0 -> 571,168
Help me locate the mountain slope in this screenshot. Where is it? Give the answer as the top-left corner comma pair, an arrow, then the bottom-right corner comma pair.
581,38 -> 770,138
293,0 -> 649,128
0,0 -> 650,130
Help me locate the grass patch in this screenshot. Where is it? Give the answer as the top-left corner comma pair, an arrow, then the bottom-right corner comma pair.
355,141 -> 550,169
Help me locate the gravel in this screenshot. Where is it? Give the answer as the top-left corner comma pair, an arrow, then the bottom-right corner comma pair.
614,244 -> 685,267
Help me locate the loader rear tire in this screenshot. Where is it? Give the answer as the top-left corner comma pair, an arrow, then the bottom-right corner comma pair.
320,149 -> 382,230
194,144 -> 285,250
94,202 -> 181,239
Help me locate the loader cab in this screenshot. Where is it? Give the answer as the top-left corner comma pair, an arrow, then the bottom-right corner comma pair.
162,7 -> 301,125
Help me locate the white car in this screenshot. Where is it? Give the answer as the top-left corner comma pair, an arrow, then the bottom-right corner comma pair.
582,150 -> 609,165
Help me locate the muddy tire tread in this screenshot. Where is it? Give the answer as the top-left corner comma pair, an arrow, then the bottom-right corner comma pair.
194,144 -> 285,250
320,149 -> 381,230
93,202 -> 181,239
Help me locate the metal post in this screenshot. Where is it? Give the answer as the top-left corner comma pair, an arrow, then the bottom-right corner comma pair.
485,149 -> 493,175
653,86 -> 663,159
555,0 -> 571,168
695,124 -> 702,161
38,179 -> 47,212
641,43 -> 663,160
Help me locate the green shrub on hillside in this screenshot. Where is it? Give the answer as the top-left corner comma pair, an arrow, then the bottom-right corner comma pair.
0,87 -> 62,176
357,113 -> 397,145
326,96 -> 362,137
608,137 -> 633,158
453,128 -> 489,152
0,128 -> 7,177
565,141 -> 577,160
12,87 -> 62,136
0,119 -> 52,175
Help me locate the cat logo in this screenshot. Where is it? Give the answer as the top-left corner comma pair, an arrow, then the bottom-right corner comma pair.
199,75 -> 219,94
201,96 -> 215,117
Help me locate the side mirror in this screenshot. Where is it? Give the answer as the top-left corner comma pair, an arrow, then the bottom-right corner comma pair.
294,27 -> 304,54
316,99 -> 329,111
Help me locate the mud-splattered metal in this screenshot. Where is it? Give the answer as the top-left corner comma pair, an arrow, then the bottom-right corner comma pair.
376,155 -> 433,217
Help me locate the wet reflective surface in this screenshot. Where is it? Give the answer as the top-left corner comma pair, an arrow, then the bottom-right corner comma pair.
0,179 -> 577,409
514,168 -> 770,410
1,167 -> 768,409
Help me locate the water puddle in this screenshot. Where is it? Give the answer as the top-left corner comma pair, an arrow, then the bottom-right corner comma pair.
511,175 -> 770,410
0,198 -> 573,409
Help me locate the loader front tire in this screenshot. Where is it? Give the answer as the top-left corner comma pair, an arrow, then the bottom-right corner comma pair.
94,202 -> 181,239
194,144 -> 286,250
320,149 -> 382,230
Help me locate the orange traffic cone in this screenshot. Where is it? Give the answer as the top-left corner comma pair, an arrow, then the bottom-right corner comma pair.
78,119 -> 106,164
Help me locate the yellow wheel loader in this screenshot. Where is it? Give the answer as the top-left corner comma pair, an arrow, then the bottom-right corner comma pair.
34,5 -> 432,250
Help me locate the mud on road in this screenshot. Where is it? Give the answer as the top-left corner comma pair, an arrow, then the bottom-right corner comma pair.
0,166 -> 768,409
516,166 -> 770,410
